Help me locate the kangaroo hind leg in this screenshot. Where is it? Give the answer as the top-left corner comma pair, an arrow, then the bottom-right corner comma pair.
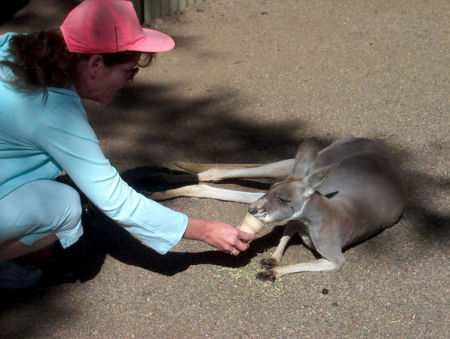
175,159 -> 295,182
150,184 -> 265,203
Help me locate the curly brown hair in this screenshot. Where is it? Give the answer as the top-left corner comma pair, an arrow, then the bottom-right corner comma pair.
0,30 -> 154,94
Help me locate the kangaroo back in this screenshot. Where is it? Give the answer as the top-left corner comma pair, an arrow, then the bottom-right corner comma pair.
315,138 -> 407,235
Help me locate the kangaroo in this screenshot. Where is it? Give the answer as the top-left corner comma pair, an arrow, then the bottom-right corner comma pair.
151,137 -> 407,281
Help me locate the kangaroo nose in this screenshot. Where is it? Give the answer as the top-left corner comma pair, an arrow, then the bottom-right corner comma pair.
248,206 -> 258,215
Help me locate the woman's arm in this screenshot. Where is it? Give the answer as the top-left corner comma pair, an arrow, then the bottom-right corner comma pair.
34,92 -> 254,255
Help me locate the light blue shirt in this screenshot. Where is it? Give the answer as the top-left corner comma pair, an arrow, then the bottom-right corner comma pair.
0,33 -> 188,254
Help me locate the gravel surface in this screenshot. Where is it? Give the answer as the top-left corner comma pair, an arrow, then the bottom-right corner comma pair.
1,0 -> 449,338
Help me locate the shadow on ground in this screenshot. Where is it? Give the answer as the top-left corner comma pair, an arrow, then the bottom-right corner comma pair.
403,169 -> 450,240
1,82 -> 447,306
0,0 -> 76,31
86,81 -> 310,168
0,0 -> 30,26
0,1 -> 447,307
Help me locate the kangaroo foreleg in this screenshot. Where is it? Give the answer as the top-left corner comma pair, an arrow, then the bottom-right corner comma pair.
260,222 -> 298,269
257,258 -> 339,281
149,184 -> 265,203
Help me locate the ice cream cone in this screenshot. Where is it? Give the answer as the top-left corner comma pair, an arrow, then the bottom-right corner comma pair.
238,212 -> 264,234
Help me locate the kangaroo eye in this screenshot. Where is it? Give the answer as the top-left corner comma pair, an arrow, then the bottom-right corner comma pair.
278,196 -> 291,203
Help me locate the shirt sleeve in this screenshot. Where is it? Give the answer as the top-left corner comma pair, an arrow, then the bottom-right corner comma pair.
33,92 -> 188,254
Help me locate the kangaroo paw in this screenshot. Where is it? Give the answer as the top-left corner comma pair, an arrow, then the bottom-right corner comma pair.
256,270 -> 277,282
260,258 -> 278,270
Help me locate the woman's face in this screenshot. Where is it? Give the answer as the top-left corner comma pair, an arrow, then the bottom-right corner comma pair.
75,53 -> 142,103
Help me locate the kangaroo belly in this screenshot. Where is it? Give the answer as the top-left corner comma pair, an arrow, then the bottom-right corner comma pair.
323,184 -> 404,249
317,153 -> 406,248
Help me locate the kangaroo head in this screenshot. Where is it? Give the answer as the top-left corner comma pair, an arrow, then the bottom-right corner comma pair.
248,139 -> 338,223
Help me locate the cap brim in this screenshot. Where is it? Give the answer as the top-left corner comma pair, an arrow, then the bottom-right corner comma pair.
126,28 -> 175,53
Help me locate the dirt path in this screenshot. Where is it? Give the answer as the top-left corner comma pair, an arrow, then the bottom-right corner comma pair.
1,0 -> 449,337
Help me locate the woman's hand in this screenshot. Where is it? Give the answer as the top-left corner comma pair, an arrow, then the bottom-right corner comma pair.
183,217 -> 255,255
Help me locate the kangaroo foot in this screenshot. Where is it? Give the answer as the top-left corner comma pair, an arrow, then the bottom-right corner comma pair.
260,258 -> 278,270
256,269 -> 278,282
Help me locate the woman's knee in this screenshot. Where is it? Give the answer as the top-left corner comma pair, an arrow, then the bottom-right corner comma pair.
55,183 -> 83,229
25,180 -> 83,231
35,182 -> 84,247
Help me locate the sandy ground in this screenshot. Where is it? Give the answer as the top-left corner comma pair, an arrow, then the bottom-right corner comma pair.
0,0 -> 449,338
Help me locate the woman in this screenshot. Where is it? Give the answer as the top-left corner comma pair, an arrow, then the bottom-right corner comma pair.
0,0 -> 254,289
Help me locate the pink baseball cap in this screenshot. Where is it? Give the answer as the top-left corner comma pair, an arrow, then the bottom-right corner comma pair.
60,0 -> 175,53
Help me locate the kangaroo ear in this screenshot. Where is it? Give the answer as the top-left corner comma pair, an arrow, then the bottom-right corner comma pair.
292,139 -> 320,177
303,161 -> 340,197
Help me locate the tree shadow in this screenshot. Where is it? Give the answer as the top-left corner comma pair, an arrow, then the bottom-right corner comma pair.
0,0 -> 30,25
0,0 -> 76,32
0,3 -> 446,339
85,81 -> 310,171
1,84 -> 446,302
0,0 -> 446,312
402,169 -> 449,241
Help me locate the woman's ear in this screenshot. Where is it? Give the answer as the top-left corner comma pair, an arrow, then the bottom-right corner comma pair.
87,54 -> 104,78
